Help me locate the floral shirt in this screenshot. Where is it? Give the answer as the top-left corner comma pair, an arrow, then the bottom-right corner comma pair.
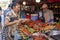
5,10 -> 20,36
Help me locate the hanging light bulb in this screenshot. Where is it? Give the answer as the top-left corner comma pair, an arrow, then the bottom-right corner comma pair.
23,1 -> 26,5
36,0 -> 40,3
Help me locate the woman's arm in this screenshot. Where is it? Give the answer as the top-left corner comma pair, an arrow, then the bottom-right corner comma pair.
5,18 -> 30,26
5,19 -> 18,26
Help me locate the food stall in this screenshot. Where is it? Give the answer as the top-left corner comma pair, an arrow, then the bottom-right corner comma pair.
10,0 -> 60,40
3,0 -> 60,40
14,19 -> 60,40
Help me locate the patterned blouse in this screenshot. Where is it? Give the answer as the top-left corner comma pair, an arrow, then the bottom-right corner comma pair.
5,10 -> 20,36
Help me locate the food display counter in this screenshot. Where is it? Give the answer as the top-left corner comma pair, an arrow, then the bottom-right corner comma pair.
14,20 -> 60,40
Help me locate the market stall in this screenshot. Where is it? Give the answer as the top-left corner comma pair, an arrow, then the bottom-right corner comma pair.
2,0 -> 60,40
14,19 -> 60,40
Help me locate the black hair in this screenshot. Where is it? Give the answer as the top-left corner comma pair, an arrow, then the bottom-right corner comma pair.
11,2 -> 20,9
8,5 -> 11,7
0,7 -> 2,11
8,3 -> 13,7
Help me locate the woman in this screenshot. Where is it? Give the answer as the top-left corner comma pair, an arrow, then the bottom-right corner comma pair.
0,7 -> 2,40
4,2 -> 21,40
0,7 -> 2,30
5,2 -> 29,40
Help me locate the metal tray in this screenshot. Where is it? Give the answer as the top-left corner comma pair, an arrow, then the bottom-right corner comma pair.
49,30 -> 60,36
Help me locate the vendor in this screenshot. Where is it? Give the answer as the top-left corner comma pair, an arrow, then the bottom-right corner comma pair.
42,3 -> 54,23
5,2 -> 22,40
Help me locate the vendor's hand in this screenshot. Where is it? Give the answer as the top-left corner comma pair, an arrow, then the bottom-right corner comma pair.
20,18 -> 30,22
24,19 -> 30,21
14,20 -> 21,25
18,19 -> 22,22
14,19 -> 21,23
14,20 -> 18,23
17,19 -> 22,24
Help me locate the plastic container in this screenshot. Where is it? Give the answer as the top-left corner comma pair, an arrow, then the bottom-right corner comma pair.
31,14 -> 38,21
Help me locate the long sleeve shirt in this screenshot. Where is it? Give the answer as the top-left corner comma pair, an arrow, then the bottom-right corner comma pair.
43,9 -> 54,22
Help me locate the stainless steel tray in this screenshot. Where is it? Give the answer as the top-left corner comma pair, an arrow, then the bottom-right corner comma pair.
49,30 -> 60,36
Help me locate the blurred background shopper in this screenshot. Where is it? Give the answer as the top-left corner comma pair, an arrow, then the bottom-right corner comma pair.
0,7 -> 2,40
42,3 -> 54,23
4,3 -> 12,17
